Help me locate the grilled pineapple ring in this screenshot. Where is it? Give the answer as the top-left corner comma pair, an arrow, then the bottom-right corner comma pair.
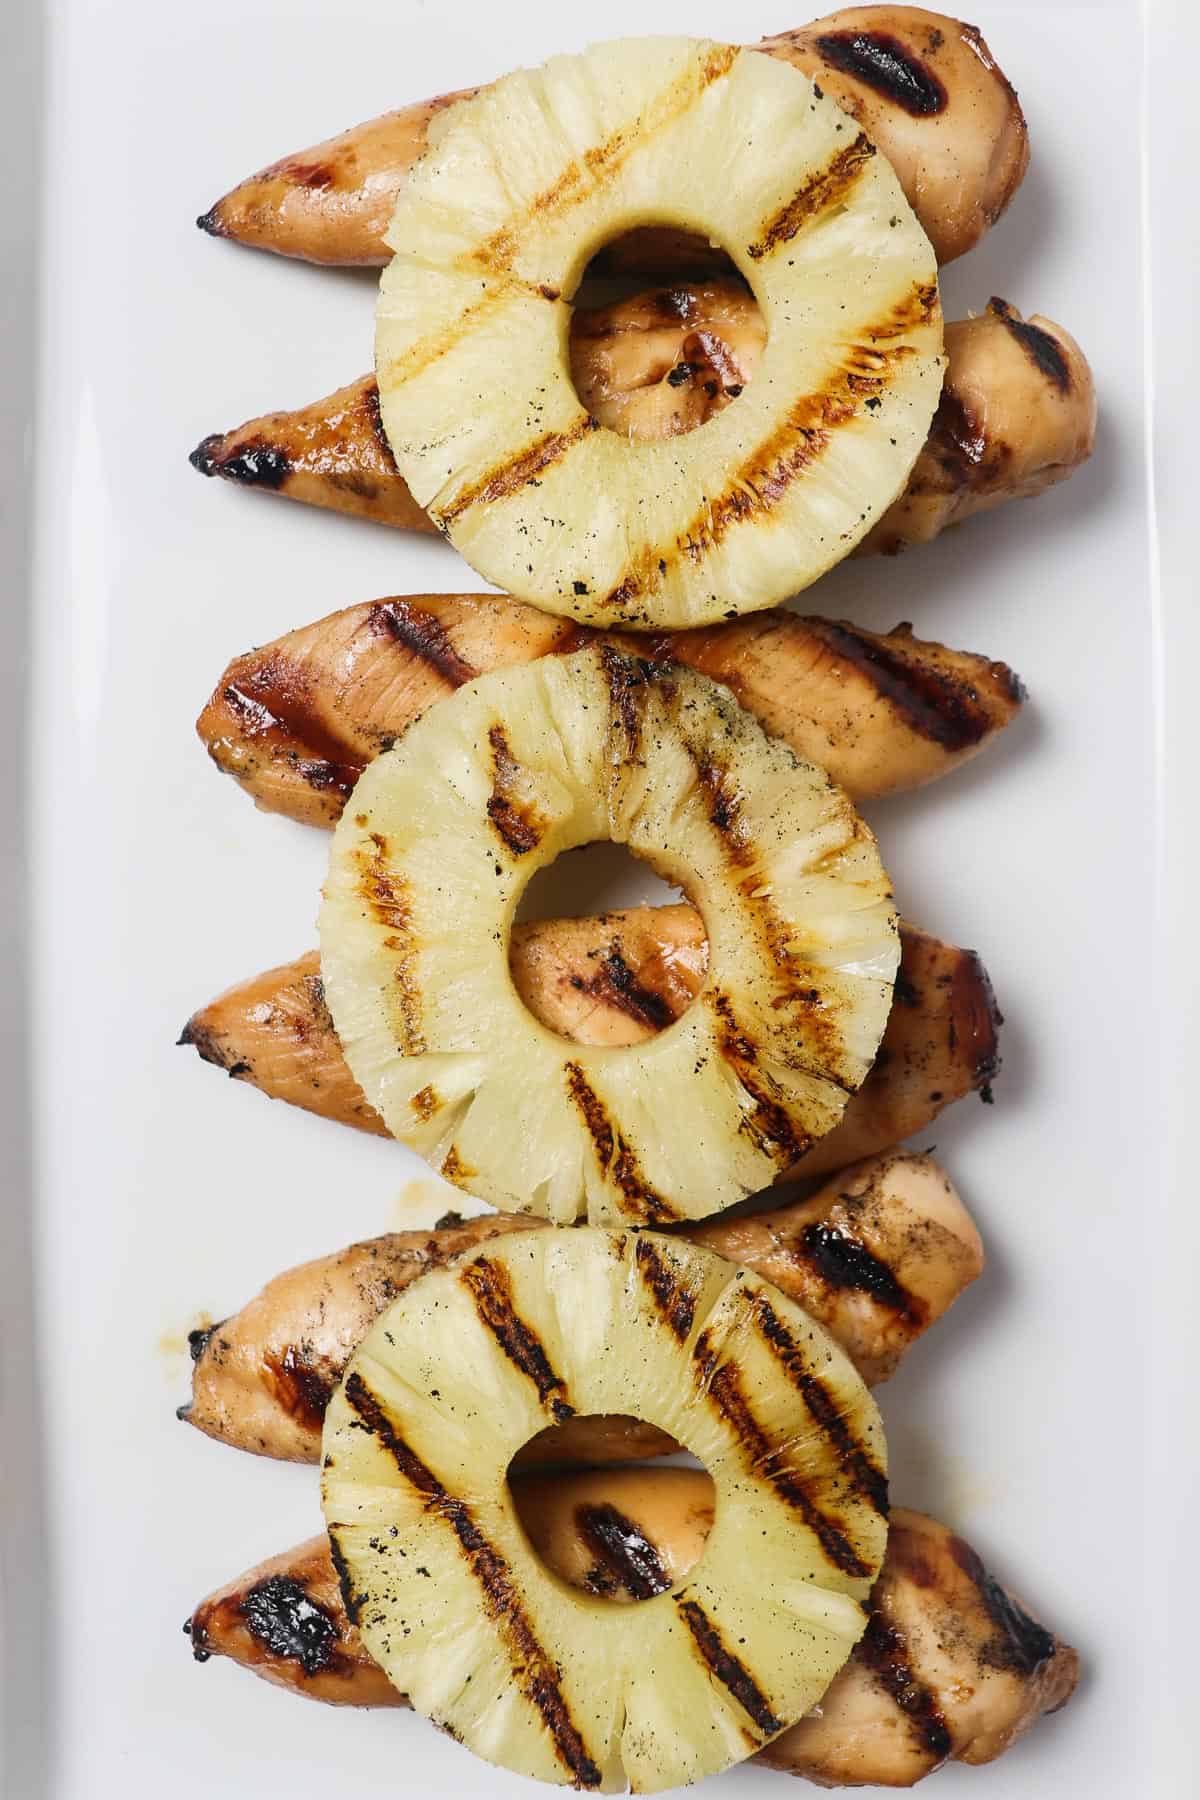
375,36 -> 944,629
319,644 -> 898,1224
322,1227 -> 888,1792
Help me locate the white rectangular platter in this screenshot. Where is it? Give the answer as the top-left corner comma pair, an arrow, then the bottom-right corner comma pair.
4,0 -> 1198,1794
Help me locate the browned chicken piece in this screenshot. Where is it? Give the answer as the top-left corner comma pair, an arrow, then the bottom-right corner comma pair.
189,375 -> 432,533
196,9 -> 1026,268
187,1496 -> 1077,1786
180,1149 -> 982,1463
196,593 -> 1024,828
569,281 -> 766,440
189,289 -> 1094,554
860,300 -> 1097,553
179,911 -> 1001,1161
761,10 -> 1029,266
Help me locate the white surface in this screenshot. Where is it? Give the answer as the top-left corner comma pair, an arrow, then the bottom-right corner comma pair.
5,0 -> 1197,1794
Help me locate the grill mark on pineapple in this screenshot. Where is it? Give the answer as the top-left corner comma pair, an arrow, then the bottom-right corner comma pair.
438,418 -> 598,528
635,1237 -> 697,1340
753,1296 -> 889,1516
468,45 -> 740,274
563,1062 -> 679,1223
368,599 -> 478,689
440,1144 -> 478,1185
486,724 -> 545,856
693,1336 -> 872,1579
599,287 -> 937,612
384,49 -> 740,389
460,1255 -> 574,1422
708,966 -> 854,1143
576,1503 -> 673,1600
353,832 -> 426,1053
711,992 -> 814,1167
803,619 -> 1000,752
747,132 -> 875,259
411,1084 -> 441,1121
341,1373 -> 603,1787
856,1611 -> 952,1761
676,1598 -> 784,1736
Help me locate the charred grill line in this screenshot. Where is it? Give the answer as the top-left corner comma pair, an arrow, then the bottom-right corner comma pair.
601,644 -> 670,758
369,599 -> 479,688
948,1537 -> 1057,1676
486,724 -> 544,855
563,1061 -> 679,1224
812,30 -> 949,116
857,1611 -> 953,1761
262,1345 -> 334,1432
575,945 -> 678,1032
439,418 -> 599,526
362,378 -> 400,470
695,1338 -> 872,1579
800,1221 -> 919,1319
354,832 -> 425,1053
753,1297 -> 889,1517
217,670 -> 363,796
341,1373 -> 603,1788
599,280 -> 931,611
634,1237 -> 697,1341
748,132 -> 875,259
988,298 -> 1072,393
460,1256 -> 574,1422
470,45 -> 739,274
327,1534 -> 363,1627
805,619 -> 996,752
676,1598 -> 784,1736
575,1503 -> 673,1600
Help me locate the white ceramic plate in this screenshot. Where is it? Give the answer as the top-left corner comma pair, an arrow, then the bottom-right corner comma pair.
4,0 -> 1197,1793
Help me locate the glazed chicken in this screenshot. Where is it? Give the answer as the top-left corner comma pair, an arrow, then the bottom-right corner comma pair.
197,594 -> 1026,828
179,912 -> 1001,1174
195,8 -> 1028,268
180,1149 -> 983,1463
187,1488 -> 1076,1788
189,290 -> 1094,554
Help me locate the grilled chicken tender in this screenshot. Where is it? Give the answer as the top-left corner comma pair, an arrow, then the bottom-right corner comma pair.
186,1497 -> 1077,1786
180,1150 -> 982,1463
179,912 -> 1001,1167
195,8 -> 1026,268
189,291 -> 1094,552
197,595 -> 1025,829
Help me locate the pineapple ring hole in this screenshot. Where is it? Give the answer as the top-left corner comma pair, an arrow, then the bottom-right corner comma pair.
568,229 -> 766,441
512,840 -> 708,1041
508,1440 -> 716,1605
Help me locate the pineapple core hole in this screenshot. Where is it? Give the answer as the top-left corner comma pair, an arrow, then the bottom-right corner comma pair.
509,1439 -> 716,1604
511,841 -> 708,1042
569,230 -> 765,441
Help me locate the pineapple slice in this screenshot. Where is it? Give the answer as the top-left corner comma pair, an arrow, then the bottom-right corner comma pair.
322,1226 -> 887,1792
319,645 -> 897,1223
374,36 -> 944,629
